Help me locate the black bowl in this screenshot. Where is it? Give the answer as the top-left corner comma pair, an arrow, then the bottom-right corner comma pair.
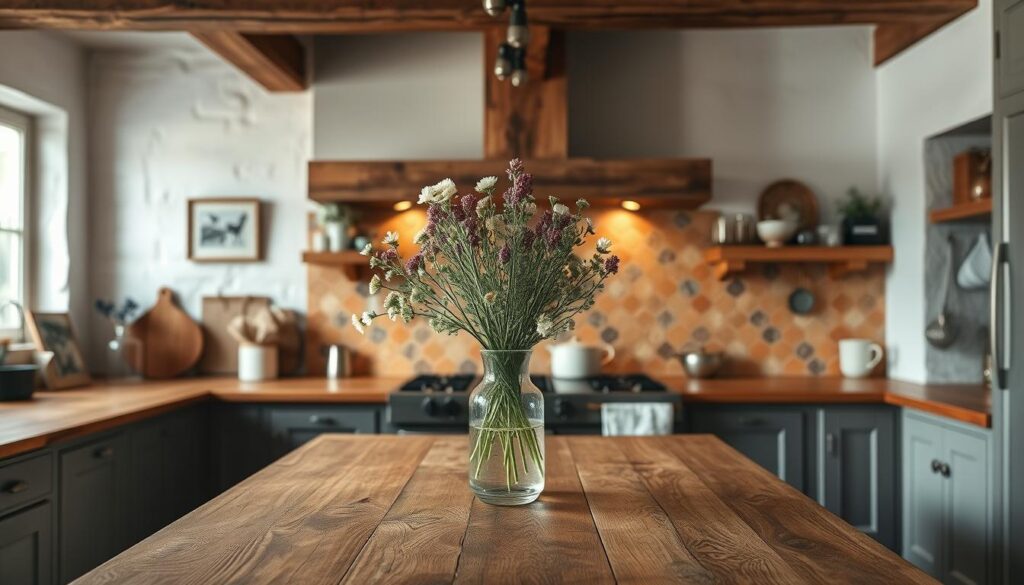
0,365 -> 39,401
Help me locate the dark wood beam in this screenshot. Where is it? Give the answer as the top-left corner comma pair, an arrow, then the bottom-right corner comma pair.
191,31 -> 306,92
0,1 -> 977,33
484,26 -> 567,160
307,158 -> 712,209
874,18 -> 952,65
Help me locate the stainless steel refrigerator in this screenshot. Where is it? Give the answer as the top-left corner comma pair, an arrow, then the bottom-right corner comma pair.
994,2 -> 1024,582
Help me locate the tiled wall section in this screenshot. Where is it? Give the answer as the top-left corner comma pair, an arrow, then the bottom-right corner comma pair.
307,210 -> 885,377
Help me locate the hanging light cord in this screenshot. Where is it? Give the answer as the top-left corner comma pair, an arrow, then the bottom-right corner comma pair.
484,0 -> 529,86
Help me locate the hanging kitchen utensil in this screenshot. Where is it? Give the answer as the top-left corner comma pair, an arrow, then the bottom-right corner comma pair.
925,236 -> 957,349
957,232 -> 992,290
787,266 -> 817,315
128,287 -> 203,378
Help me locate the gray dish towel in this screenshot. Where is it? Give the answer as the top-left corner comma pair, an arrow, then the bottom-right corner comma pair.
601,402 -> 674,436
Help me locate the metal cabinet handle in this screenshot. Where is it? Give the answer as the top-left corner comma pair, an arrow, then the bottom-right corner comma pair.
931,459 -> 943,473
991,241 -> 1010,390
94,446 -> 114,459
826,433 -> 837,456
309,415 -> 336,426
739,417 -> 765,427
3,480 -> 28,494
940,463 -> 951,478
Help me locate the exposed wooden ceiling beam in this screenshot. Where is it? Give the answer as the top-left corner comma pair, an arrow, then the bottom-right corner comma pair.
874,18 -> 952,65
191,31 -> 306,92
0,0 -> 977,33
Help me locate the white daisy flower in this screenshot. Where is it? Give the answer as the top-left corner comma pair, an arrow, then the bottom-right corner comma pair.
359,243 -> 373,256
596,237 -> 612,254
368,274 -> 382,295
418,178 -> 457,204
360,311 -> 374,326
553,203 -> 570,215
351,314 -> 364,334
475,176 -> 498,193
382,231 -> 399,246
536,314 -> 554,337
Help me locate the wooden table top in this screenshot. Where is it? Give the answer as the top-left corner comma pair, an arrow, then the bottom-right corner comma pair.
74,434 -> 934,585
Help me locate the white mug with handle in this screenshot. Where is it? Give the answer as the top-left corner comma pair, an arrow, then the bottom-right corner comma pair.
839,339 -> 884,378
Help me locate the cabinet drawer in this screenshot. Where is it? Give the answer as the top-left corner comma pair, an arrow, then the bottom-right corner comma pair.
269,407 -> 379,455
0,453 -> 52,515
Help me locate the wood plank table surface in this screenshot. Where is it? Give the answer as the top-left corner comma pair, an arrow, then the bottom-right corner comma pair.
74,435 -> 935,584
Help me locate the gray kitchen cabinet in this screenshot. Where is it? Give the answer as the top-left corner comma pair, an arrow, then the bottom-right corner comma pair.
213,403 -> 274,493
268,406 -> 379,456
0,501 -> 52,585
128,405 -> 210,544
689,406 -> 806,492
999,0 -> 1024,98
59,432 -> 129,584
819,407 -> 897,550
902,409 -> 993,584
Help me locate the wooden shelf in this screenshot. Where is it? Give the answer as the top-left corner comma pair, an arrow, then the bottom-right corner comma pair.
929,198 -> 992,223
302,251 -> 369,280
308,158 -> 712,210
704,245 -> 894,280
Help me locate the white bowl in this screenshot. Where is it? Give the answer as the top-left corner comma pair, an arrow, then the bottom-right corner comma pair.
756,220 -> 797,248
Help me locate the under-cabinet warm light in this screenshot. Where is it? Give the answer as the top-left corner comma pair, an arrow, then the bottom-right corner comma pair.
621,200 -> 641,211
393,200 -> 413,212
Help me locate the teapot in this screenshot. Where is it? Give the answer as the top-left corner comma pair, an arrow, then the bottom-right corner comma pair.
547,337 -> 615,379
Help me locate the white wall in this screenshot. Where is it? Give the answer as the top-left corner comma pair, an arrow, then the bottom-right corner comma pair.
86,48 -> 311,361
877,0 -> 992,383
0,31 -> 88,345
569,27 -> 878,222
313,33 -> 483,159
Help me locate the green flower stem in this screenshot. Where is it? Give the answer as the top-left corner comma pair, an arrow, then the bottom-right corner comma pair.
469,352 -> 543,490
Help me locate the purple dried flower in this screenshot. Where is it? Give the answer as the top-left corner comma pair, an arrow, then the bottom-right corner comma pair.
520,230 -> 535,250
508,158 -> 524,177
405,253 -> 423,275
461,193 -> 478,216
451,199 -> 466,221
544,226 -> 562,247
499,243 -> 511,264
380,249 -> 398,263
604,255 -> 620,275
554,212 -> 572,229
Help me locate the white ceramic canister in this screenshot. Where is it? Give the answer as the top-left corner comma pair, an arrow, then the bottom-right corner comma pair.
238,343 -> 279,382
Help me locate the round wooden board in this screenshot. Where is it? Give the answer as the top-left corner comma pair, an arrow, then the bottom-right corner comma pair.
128,288 -> 203,379
758,179 -> 820,231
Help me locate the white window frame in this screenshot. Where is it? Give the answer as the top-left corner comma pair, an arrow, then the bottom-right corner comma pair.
0,104 -> 31,341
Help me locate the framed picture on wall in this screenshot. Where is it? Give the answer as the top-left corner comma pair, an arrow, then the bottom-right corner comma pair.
25,311 -> 91,389
188,197 -> 262,262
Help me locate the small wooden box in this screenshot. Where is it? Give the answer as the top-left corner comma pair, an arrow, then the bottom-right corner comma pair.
953,150 -> 992,204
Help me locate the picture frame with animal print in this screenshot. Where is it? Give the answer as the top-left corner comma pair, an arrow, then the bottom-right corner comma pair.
25,311 -> 91,389
188,197 -> 262,262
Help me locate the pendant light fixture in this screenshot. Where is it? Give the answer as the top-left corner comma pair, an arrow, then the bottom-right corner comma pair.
484,0 -> 528,85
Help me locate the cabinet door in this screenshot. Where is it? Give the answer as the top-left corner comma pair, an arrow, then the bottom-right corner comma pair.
690,407 -> 805,492
1000,0 -> 1024,98
902,412 -> 945,579
128,420 -> 168,544
214,404 -> 272,493
0,502 -> 52,585
59,433 -> 128,583
162,406 -> 210,520
821,407 -> 897,550
944,424 -> 991,585
269,407 -> 379,457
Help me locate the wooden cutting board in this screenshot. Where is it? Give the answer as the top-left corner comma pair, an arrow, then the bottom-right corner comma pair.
128,288 -> 203,379
200,296 -> 269,375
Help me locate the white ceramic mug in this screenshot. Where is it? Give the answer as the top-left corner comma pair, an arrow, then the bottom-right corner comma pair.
238,343 -> 279,382
839,339 -> 883,378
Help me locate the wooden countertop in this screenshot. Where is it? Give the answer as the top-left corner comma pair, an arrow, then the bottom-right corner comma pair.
0,376 -> 989,460
664,377 -> 991,427
73,434 -> 933,584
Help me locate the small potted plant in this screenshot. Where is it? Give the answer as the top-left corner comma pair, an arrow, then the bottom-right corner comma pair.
316,203 -> 353,252
838,188 -> 888,245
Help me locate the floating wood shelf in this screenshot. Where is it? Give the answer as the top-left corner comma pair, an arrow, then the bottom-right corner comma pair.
929,198 -> 992,223
308,158 -> 712,210
704,245 -> 894,280
302,251 -> 370,280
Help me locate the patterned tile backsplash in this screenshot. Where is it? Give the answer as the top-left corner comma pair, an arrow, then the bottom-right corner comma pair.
307,210 -> 885,377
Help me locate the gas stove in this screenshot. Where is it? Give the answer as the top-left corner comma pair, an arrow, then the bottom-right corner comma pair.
386,373 -> 681,434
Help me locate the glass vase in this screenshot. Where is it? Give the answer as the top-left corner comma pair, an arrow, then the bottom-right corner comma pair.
468,349 -> 545,506
106,324 -> 143,381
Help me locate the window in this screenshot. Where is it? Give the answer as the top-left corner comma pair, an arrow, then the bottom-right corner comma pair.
0,105 -> 29,337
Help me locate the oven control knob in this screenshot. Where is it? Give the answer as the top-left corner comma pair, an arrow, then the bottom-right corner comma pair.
553,398 -> 573,419
442,397 -> 461,416
421,397 -> 439,416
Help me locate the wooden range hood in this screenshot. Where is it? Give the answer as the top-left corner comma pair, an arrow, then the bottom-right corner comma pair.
308,28 -> 713,211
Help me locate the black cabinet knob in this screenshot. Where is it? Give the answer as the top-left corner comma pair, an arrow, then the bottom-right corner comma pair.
940,463 -> 951,478
94,446 -> 114,459
931,459 -> 942,473
421,397 -> 439,416
3,480 -> 28,494
442,397 -> 461,416
309,415 -> 336,426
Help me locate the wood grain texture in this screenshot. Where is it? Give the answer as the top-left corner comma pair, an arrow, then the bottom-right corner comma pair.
484,26 -> 567,160
0,0 -> 976,32
308,158 -> 712,209
929,197 -> 992,223
703,245 -> 894,280
127,287 -> 204,379
191,31 -> 306,92
73,435 -> 936,584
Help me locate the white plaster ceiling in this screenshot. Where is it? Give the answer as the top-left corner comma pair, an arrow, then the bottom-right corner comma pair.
57,31 -> 201,50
